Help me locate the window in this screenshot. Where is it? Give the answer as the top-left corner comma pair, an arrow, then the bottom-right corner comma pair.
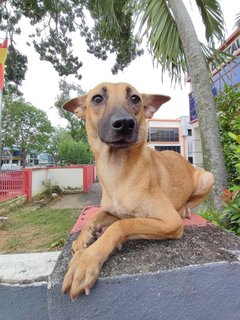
188,156 -> 193,164
148,128 -> 179,142
155,146 -> 181,153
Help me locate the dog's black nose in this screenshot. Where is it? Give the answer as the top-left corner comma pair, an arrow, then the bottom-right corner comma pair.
111,115 -> 136,134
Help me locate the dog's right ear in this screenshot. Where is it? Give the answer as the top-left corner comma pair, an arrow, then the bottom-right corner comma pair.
142,94 -> 171,119
63,96 -> 87,119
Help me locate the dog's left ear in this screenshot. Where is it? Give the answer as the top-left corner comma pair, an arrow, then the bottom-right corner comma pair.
142,94 -> 171,119
63,95 -> 87,119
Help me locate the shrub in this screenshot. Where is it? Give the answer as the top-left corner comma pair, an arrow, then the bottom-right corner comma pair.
216,85 -> 240,184
221,133 -> 240,235
198,133 -> 240,236
58,139 -> 91,165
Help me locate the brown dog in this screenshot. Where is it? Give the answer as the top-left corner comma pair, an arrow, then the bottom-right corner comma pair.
62,82 -> 214,299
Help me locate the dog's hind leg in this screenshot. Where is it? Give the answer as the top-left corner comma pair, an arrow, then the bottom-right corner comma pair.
72,210 -> 119,254
62,209 -> 183,299
179,170 -> 214,219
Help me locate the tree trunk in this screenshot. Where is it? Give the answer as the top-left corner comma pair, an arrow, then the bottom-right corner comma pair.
167,0 -> 228,210
22,150 -> 27,168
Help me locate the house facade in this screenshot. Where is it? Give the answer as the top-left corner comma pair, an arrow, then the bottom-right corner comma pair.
187,26 -> 240,167
189,26 -> 240,124
147,116 -> 203,167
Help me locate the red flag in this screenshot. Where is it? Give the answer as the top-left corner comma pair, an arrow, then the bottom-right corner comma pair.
0,38 -> 8,90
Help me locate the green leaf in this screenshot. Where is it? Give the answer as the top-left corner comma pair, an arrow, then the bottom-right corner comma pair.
230,213 -> 240,221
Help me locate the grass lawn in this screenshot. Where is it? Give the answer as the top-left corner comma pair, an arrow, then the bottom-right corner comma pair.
0,205 -> 80,253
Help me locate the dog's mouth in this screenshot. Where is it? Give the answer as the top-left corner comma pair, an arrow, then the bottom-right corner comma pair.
103,138 -> 137,149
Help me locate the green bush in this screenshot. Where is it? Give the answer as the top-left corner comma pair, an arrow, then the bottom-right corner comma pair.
221,133 -> 240,235
198,133 -> 240,236
222,188 -> 240,236
57,138 -> 91,165
216,85 -> 240,184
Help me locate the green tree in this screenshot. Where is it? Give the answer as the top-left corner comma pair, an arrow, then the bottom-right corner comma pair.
4,44 -> 28,96
90,0 -> 229,210
54,79 -> 87,142
49,128 -> 92,165
0,0 -> 142,88
57,133 -> 91,165
216,85 -> 240,184
0,0 -> 230,208
2,97 -> 54,167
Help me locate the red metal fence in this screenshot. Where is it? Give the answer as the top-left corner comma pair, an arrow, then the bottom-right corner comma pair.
0,165 -> 95,203
0,170 -> 26,202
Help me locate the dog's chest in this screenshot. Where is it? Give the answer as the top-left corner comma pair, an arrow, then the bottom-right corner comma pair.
101,183 -> 150,219
102,187 -> 134,218
111,196 -> 134,218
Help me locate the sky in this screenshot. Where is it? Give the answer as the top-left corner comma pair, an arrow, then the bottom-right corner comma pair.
2,0 -> 239,127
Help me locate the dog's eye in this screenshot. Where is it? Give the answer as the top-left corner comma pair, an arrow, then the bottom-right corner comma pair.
92,95 -> 104,104
130,95 -> 141,104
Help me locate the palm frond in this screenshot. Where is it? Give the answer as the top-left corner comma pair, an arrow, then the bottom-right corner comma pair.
136,0 -> 187,84
201,42 -> 236,77
195,0 -> 225,46
87,0 -> 122,35
235,13 -> 240,28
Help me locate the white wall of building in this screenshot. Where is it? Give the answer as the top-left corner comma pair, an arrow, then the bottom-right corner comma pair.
149,120 -> 182,128
191,124 -> 203,168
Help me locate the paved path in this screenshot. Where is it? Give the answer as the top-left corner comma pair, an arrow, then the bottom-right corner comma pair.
50,183 -> 102,209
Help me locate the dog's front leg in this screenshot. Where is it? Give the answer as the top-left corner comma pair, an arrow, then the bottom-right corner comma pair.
62,213 -> 183,299
62,210 -> 119,298
72,210 -> 119,254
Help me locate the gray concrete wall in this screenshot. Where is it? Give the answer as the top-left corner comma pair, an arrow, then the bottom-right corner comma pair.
48,262 -> 240,320
0,282 -> 48,320
47,225 -> 240,320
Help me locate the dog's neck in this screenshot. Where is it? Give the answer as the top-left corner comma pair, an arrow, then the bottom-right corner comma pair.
92,139 -> 149,176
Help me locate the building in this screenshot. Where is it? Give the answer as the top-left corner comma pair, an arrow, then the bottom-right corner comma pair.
147,116 -> 203,167
1,147 -> 22,168
190,26 -> 240,123
188,26 -> 240,166
1,147 -> 55,169
211,27 -> 240,92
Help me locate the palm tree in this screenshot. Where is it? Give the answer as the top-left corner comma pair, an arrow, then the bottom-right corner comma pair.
93,0 -> 228,209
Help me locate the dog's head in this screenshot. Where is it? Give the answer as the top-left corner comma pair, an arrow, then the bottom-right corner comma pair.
63,82 -> 170,149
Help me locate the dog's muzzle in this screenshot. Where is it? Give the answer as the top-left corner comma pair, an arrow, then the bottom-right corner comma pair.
99,112 -> 138,148
111,114 -> 136,135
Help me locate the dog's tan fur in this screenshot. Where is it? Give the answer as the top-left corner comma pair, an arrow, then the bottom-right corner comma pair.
62,82 -> 214,299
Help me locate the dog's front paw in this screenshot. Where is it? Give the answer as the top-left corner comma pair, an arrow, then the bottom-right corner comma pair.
71,226 -> 101,254
62,249 -> 101,300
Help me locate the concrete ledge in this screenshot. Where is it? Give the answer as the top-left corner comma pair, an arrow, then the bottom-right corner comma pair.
48,219 -> 240,320
49,262 -> 240,320
0,252 -> 60,284
1,210 -> 240,320
0,282 -> 49,320
0,252 -> 60,320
